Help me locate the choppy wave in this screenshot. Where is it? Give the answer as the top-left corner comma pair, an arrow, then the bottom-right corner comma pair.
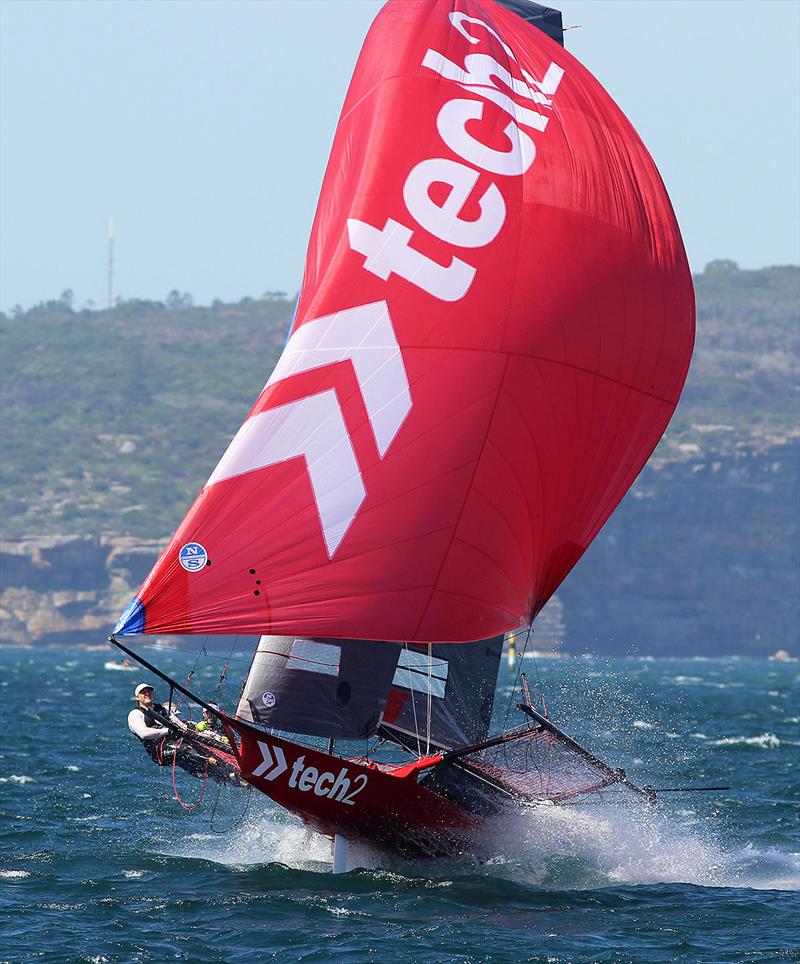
4,649 -> 799,962
708,733 -> 782,748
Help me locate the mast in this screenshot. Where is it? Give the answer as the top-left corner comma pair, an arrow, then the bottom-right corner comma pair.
425,643 -> 433,754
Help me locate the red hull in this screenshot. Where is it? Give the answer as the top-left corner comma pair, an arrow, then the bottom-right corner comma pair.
226,720 -> 482,859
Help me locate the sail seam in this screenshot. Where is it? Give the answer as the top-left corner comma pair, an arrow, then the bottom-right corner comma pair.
411,354 -> 513,639
392,344 -> 679,406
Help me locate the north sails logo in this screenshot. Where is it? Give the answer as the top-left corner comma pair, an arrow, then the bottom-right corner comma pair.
205,301 -> 411,556
179,542 -> 208,572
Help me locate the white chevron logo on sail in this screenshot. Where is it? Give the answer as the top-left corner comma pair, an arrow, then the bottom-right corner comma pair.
206,301 -> 411,556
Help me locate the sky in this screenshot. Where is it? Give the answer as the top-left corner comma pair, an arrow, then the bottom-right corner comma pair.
1,0 -> 798,312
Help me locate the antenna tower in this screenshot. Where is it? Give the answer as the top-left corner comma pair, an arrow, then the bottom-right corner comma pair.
107,216 -> 115,309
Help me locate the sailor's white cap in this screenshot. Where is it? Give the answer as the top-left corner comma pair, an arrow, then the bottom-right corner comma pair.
133,683 -> 154,698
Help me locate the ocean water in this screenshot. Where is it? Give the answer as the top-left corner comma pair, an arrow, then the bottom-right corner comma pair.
0,647 -> 798,963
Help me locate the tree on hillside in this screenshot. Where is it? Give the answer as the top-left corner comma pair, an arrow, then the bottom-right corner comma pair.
166,290 -> 194,309
704,259 -> 739,274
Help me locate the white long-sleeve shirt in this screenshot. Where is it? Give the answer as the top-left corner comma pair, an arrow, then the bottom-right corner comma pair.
128,707 -> 169,741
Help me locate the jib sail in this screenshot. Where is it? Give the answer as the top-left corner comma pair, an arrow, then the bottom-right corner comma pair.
236,636 -> 399,740
379,638 -> 504,750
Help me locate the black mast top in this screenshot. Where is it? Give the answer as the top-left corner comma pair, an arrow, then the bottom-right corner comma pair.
495,0 -> 564,46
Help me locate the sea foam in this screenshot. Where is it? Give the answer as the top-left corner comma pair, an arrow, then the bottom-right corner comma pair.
486,799 -> 800,891
708,733 -> 781,748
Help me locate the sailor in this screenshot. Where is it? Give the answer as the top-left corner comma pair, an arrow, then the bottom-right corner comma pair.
188,703 -> 246,785
127,683 -> 214,778
193,703 -> 227,738
128,683 -> 176,761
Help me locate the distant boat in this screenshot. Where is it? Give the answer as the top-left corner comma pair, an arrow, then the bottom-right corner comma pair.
110,0 -> 694,869
103,659 -> 132,672
506,631 -> 518,669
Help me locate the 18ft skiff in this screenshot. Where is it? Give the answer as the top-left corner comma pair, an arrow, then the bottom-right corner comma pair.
111,0 -> 694,866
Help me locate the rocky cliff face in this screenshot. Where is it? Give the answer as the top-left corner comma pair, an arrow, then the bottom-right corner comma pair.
0,536 -> 163,646
2,439 -> 796,655
558,438 -> 799,655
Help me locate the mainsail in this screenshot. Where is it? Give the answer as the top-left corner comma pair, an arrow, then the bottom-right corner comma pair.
116,0 -> 694,647
236,634 -> 503,749
236,636 -> 399,740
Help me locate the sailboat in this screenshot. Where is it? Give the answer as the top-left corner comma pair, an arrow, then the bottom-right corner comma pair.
110,0 -> 694,868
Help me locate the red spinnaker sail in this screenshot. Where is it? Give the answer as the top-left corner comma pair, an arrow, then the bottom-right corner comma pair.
116,0 -> 694,642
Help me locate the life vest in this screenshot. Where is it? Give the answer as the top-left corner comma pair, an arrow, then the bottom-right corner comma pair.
143,702 -> 170,729
132,702 -> 172,762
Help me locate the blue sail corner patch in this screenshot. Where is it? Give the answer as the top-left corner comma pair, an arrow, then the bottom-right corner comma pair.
114,595 -> 145,635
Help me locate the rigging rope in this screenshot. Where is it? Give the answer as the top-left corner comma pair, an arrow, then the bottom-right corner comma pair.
502,622 -> 534,729
209,781 -> 255,834
184,638 -> 207,688
214,635 -> 240,704
170,738 -> 209,812
170,637 -> 209,719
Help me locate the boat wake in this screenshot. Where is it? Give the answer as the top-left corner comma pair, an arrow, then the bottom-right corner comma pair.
170,799 -> 799,892
483,802 -> 800,892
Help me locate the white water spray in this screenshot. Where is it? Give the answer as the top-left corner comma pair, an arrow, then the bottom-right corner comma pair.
482,800 -> 800,891
169,797 -> 799,891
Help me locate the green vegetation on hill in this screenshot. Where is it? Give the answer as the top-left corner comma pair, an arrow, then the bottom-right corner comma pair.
1,265 -> 798,541
1,295 -> 292,537
667,264 -> 799,455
